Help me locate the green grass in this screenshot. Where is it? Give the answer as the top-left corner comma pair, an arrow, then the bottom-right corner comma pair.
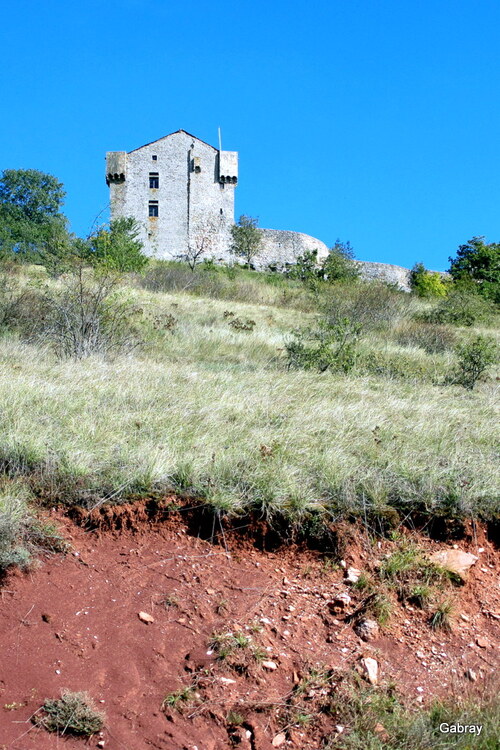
0,267 -> 498,526
324,673 -> 499,749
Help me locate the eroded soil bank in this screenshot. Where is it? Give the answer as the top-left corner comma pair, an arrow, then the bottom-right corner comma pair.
1,498 -> 499,749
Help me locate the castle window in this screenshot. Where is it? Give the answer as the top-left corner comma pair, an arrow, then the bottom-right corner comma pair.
148,200 -> 159,217
149,172 -> 159,189
152,154 -> 157,161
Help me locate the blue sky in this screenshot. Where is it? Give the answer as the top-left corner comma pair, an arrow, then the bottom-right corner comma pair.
1,0 -> 499,271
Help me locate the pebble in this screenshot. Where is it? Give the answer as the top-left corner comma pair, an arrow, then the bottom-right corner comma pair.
138,611 -> 154,624
262,660 -> 278,671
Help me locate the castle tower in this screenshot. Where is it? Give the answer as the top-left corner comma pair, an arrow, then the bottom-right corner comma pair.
106,130 -> 238,261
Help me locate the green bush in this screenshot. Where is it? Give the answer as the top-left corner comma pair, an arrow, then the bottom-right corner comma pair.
286,317 -> 362,373
452,334 -> 498,390
85,217 -> 148,272
449,236 -> 500,303
410,263 -> 448,298
422,286 -> 496,326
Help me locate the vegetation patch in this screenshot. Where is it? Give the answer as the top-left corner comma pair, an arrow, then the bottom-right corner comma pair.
34,690 -> 105,737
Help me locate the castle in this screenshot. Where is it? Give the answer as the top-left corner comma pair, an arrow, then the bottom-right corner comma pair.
106,130 -> 412,289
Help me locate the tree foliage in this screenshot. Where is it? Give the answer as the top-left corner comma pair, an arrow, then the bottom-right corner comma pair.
322,239 -> 359,283
0,169 -> 69,266
85,217 -> 148,272
410,263 -> 448,298
230,215 -> 262,267
448,237 -> 500,303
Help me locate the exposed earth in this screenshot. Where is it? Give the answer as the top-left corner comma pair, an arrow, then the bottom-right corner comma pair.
1,498 -> 499,749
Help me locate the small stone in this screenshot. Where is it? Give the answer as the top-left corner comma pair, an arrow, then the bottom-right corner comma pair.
340,560 -> 347,568
416,686 -> 424,693
476,637 -> 489,649
335,725 -> 344,734
460,614 -> 470,622
416,650 -> 425,659
466,669 -> 477,682
138,611 -> 154,624
262,660 -> 278,671
358,657 -> 378,685
206,588 -> 215,595
260,617 -> 272,625
354,618 -> 379,642
272,733 -> 286,747
97,742 -> 105,748
345,567 -> 361,584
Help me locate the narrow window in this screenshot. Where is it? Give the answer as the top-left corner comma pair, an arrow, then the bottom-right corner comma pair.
149,172 -> 159,188
148,200 -> 159,217
152,154 -> 157,161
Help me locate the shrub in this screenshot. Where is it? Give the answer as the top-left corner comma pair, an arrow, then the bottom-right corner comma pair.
410,263 -> 448,297
395,321 -> 457,353
322,239 -> 360,283
38,267 -> 140,358
286,317 -> 362,373
452,334 -> 498,390
324,281 -> 411,331
34,690 -> 105,736
85,217 -> 148,272
422,286 -> 496,326
0,492 -> 31,571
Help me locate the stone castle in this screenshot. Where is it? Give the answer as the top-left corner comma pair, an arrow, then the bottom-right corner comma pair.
106,130 -> 412,290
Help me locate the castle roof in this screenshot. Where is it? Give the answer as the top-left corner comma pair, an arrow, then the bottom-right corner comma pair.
128,129 -> 217,154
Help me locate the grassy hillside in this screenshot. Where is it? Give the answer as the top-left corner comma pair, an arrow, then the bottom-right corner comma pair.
0,262 -> 498,554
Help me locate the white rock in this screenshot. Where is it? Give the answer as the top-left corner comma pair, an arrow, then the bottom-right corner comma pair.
262,660 -> 278,670
345,567 -> 361,584
358,657 -> 378,685
219,677 -> 237,684
354,619 -> 379,641
272,733 -> 286,747
428,549 -> 478,581
138,611 -> 154,624
466,669 -> 477,682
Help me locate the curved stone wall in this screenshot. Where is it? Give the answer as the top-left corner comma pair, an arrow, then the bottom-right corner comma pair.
254,228 -> 330,270
355,261 -> 411,291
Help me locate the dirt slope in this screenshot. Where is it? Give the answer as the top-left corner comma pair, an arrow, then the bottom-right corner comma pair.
0,500 -> 498,749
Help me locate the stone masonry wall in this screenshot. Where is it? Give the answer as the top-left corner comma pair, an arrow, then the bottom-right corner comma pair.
108,131 -> 236,260
254,229 -> 330,270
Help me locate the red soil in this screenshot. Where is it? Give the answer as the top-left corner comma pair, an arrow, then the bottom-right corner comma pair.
0,499 -> 498,749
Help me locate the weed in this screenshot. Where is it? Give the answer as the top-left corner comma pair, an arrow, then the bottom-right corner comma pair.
162,685 -> 194,710
380,542 -> 455,602
366,592 -> 393,626
215,598 -> 229,614
226,710 -> 245,725
430,599 -> 454,631
34,690 -> 104,737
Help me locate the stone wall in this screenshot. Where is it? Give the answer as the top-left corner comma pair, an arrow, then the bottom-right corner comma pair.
107,130 -> 236,260
253,228 -> 330,270
355,261 -> 411,291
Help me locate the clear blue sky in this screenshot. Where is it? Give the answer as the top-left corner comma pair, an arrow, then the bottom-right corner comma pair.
1,0 -> 499,271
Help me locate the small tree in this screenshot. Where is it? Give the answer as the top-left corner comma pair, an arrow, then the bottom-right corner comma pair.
448,237 -> 500,303
321,239 -> 359,283
40,267 -> 140,359
182,217 -> 221,271
410,263 -> 448,297
452,335 -> 498,390
0,169 -> 69,266
230,215 -> 262,267
86,217 -> 148,272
